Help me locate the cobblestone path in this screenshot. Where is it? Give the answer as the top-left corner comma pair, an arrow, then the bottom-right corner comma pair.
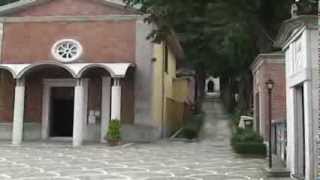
0,99 -> 291,180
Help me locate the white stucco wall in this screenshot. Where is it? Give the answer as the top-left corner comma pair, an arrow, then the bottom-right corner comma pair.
285,27 -> 318,180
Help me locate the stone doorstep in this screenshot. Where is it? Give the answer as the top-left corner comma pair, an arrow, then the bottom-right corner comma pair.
291,174 -> 306,180
169,137 -> 199,143
264,167 -> 291,178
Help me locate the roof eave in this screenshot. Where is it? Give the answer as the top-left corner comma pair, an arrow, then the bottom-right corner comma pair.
0,0 -> 140,16
250,52 -> 285,73
274,15 -> 317,49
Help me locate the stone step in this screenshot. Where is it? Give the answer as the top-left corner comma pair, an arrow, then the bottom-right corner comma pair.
264,167 -> 291,178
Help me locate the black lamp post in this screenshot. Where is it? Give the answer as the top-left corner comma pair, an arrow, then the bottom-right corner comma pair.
266,79 -> 274,169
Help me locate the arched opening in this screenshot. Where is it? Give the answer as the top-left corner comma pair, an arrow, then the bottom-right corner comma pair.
0,69 -> 15,140
18,63 -> 76,79
78,64 -> 114,78
80,67 -> 111,142
79,65 -> 135,142
207,80 -> 215,93
22,65 -> 76,140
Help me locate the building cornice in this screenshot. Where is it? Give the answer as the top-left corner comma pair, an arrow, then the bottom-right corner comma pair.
0,15 -> 144,23
274,15 -> 317,49
0,0 -> 139,16
250,52 -> 285,73
0,62 -> 135,78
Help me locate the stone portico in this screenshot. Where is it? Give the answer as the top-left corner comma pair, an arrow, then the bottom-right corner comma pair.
0,63 -> 133,146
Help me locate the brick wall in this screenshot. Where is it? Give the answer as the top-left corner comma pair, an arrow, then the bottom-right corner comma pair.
9,0 -> 133,17
2,21 -> 136,64
265,63 -> 286,122
252,55 -> 286,140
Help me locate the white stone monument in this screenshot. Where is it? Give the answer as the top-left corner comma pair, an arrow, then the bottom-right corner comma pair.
205,76 -> 220,97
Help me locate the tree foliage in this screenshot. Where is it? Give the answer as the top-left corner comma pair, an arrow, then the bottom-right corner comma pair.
0,0 -> 17,6
126,0 -> 315,73
125,0 -> 317,113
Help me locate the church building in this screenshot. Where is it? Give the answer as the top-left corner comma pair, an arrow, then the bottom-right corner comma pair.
0,0 -> 188,147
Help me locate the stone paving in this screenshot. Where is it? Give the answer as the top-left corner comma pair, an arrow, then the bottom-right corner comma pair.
0,99 -> 291,180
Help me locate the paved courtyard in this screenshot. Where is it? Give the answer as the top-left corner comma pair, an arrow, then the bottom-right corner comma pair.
0,100 -> 291,180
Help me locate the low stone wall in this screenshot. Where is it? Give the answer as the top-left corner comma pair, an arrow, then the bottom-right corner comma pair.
0,123 -> 12,140
121,124 -> 161,142
0,122 -> 41,141
85,124 -> 100,142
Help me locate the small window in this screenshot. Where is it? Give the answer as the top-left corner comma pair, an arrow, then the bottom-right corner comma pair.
52,39 -> 83,63
164,44 -> 169,73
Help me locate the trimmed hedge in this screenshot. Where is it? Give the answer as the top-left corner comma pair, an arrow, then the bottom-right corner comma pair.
231,128 -> 266,156
232,143 -> 266,155
231,128 -> 263,144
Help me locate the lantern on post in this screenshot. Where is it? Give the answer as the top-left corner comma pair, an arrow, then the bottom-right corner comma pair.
266,79 -> 274,168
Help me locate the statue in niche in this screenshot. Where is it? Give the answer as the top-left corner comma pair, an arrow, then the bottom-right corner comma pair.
207,80 -> 215,93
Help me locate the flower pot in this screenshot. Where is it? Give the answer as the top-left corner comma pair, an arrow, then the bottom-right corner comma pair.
107,139 -> 120,146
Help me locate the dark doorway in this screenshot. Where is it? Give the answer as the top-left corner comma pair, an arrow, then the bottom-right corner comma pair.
301,87 -> 306,178
50,87 -> 74,137
208,81 -> 215,92
294,85 -> 305,178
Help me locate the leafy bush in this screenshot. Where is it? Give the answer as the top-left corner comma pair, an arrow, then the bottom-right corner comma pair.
176,112 -> 205,140
180,128 -> 198,139
232,143 -> 266,155
231,128 -> 266,156
231,128 -> 263,144
106,119 -> 121,141
231,110 -> 241,127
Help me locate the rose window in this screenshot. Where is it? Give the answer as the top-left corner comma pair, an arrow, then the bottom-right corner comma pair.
52,39 -> 83,63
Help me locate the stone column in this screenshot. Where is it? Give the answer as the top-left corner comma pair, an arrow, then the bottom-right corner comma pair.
12,79 -> 25,145
101,77 -> 111,143
73,79 -> 84,147
41,85 -> 50,140
111,78 -> 121,120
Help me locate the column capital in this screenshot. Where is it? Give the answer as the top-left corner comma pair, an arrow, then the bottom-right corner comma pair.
112,78 -> 122,86
16,78 -> 25,87
75,78 -> 82,86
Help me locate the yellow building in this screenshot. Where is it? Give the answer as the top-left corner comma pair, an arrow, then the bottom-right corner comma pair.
152,36 -> 194,137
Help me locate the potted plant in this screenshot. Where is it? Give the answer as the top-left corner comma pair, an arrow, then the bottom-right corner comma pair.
106,119 -> 121,146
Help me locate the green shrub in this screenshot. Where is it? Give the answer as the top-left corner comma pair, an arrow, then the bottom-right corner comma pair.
180,128 -> 198,139
231,128 -> 266,156
232,143 -> 266,155
231,128 -> 263,144
231,110 -> 241,127
176,112 -> 205,140
107,119 -> 121,141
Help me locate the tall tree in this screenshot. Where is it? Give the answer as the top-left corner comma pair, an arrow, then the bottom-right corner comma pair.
0,0 -> 17,6
125,0 -> 317,113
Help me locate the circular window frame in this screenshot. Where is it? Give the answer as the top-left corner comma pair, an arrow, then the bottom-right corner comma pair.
51,39 -> 83,63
